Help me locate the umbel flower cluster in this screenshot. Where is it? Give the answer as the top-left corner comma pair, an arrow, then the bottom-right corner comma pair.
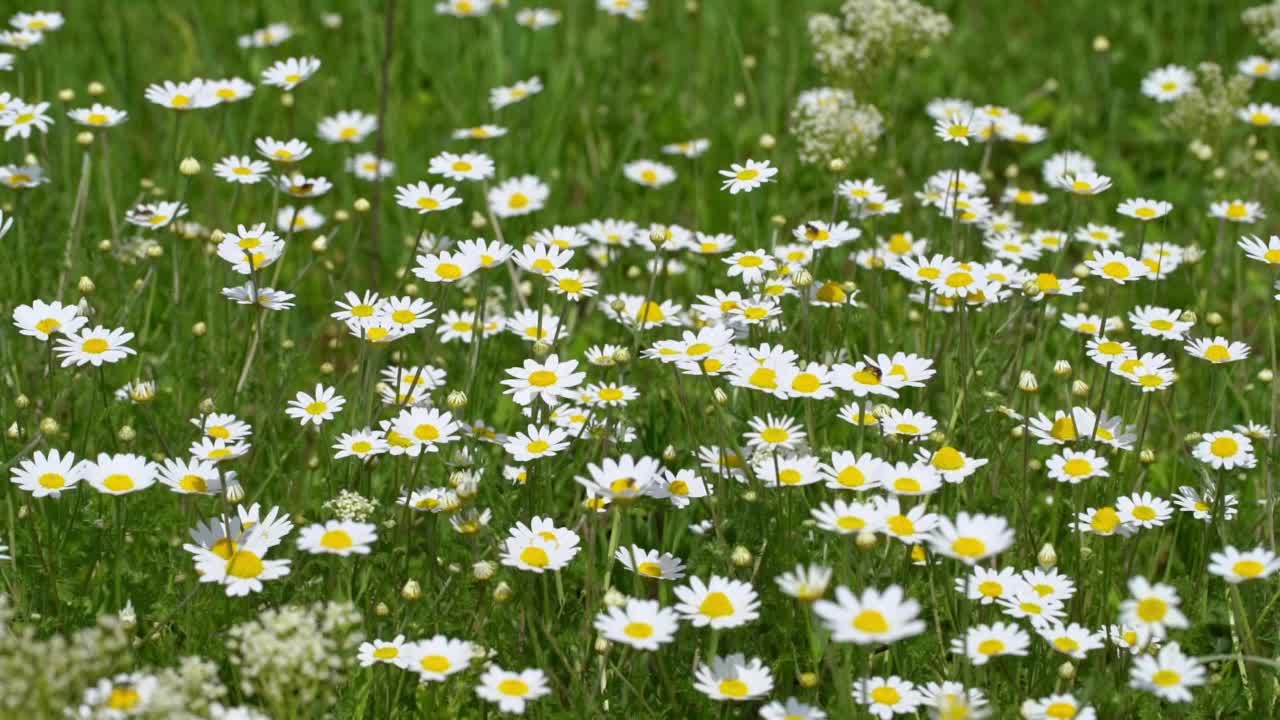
4,1 -> 1280,718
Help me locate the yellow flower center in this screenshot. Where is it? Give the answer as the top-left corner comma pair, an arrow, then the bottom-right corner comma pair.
624,621 -> 654,638
1136,596 -> 1167,622
699,591 -> 735,618
321,529 -> 353,550
226,549 -> 264,578
853,609 -> 889,633
180,474 -> 208,492
952,537 -> 986,558
1210,437 -> 1239,457
421,655 -> 451,672
498,678 -> 530,696
82,338 -> 109,354
519,545 -> 550,568
1233,560 -> 1265,578
103,473 -> 134,492
977,639 -> 1005,655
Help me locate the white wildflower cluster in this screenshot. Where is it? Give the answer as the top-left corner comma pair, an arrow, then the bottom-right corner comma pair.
141,656 -> 230,719
225,601 -> 364,716
322,488 -> 379,521
807,0 -> 952,87
789,87 -> 884,166
1244,1 -> 1280,54
1163,63 -> 1254,138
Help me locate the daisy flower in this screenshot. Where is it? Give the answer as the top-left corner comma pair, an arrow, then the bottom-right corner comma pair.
285,384 -> 346,426
261,56 -> 321,90
1046,448 -> 1109,484
852,676 -> 922,720
1192,429 -> 1257,469
488,175 -> 549,217
813,585 -> 925,645
490,75 -> 542,109
719,158 -> 776,194
13,299 -> 86,341
661,138 -> 710,157
1120,576 -> 1188,639
1117,197 -> 1172,221
594,598 -> 679,651
811,498 -> 882,535
1185,336 -> 1250,364
774,564 -> 833,602
1129,642 -> 1205,703
928,512 -> 1014,564
693,654 -> 773,701
55,325 -> 135,367
1023,694 -> 1096,720
157,458 -> 221,495
10,448 -> 82,498
1141,64 -> 1194,101
67,103 -> 127,128
408,635 -> 474,682
395,181 -> 462,214
502,424 -> 570,462
1116,492 -> 1173,529
428,151 -> 494,182
82,453 -> 157,496
1209,199 -> 1263,223
1208,545 -> 1280,583
255,136 -> 312,163
213,155 -> 271,184
358,636 -> 410,669
952,622 -> 1029,665
297,520 -> 377,556
760,698 -> 826,720
647,468 -> 711,507
502,355 -> 585,406
475,665 -> 552,714
317,110 -> 376,143
453,123 -> 508,140
1085,250 -> 1150,284
623,159 -> 677,188
674,575 -> 760,629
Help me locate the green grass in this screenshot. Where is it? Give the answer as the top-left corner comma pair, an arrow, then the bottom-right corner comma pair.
2,0 -> 1279,718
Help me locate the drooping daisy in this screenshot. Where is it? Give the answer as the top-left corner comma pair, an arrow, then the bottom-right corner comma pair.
1171,485 -> 1238,522
774,564 -> 833,603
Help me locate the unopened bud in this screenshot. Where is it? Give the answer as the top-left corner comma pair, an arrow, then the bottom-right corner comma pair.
76,131 -> 93,146
470,211 -> 487,229
1021,279 -> 1042,297
117,425 -> 136,443
1053,360 -> 1072,377
713,388 -> 729,405
374,602 -> 390,617
611,347 -> 631,364
57,88 -> 74,102
472,561 -> 497,581
856,530 -> 878,550
828,158 -> 847,173
1071,380 -> 1089,397
1018,371 -> 1039,393
1206,311 -> 1223,326
799,672 -> 819,688
1259,368 -> 1274,383
532,340 -> 552,358
731,546 -> 753,567
493,581 -> 514,603
1092,35 -> 1110,52
594,637 -> 610,654
88,81 -> 106,96
662,445 -> 677,462
310,235 -> 328,253
1139,448 -> 1155,464
792,269 -> 813,288
78,276 -> 95,294
39,417 -> 60,436
14,394 -> 29,409
179,157 -> 201,176
224,481 -> 246,504
280,92 -> 294,108
6,423 -> 19,440
603,588 -> 626,608
354,198 -> 371,213
447,390 -> 468,409
1058,661 -> 1076,680
1038,543 -> 1057,568
758,133 -> 776,149
192,321 -> 207,337
401,579 -> 422,601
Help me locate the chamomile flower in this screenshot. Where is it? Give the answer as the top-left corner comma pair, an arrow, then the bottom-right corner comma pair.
1141,64 -> 1195,101
213,155 -> 271,184
1086,250 -> 1150,284
347,152 -> 395,180
475,665 -> 551,715
82,453 -> 157,496
1075,505 -> 1134,537
389,407 -> 460,455
1129,642 -> 1205,703
662,137 -> 710,157
1239,55 -> 1280,79
774,564 -> 833,602
576,454 -> 662,501
852,676 -> 922,720
1120,576 -> 1189,639
929,513 -> 1014,564
427,150 -> 494,182
55,325 -> 135,367
881,408 -> 937,438
814,585 -> 924,645
516,7 -> 561,28
1117,197 -> 1172,221
297,520 -> 376,556
1209,199 -> 1263,223
1116,492 -> 1173,529
874,461 -> 942,497
915,446 -> 988,484
13,299 -> 86,341
674,575 -> 760,629
358,636 -> 410,669
502,355 -> 585,406
317,110 -> 376,143
694,654 -> 773,701
67,103 -> 127,128
1046,448 -> 1109,484
1129,305 -> 1192,339
276,202 -> 325,230
760,698 -> 827,720
157,458 -> 221,495
285,384 -> 346,427
743,414 -> 805,451
1192,429 -> 1256,470
489,175 -> 549,217
1185,336 -> 1250,364
502,424 -> 570,462
956,566 -> 1020,605
490,75 -> 542,109
261,56 -> 320,90
207,77 -> 254,103
125,201 -> 187,229
395,181 -> 462,214
190,438 -> 250,463
953,622 -> 1030,665
255,136 -> 312,163
1208,546 -> 1280,583
616,545 -> 686,580
623,159 -> 677,188
408,635 -> 474,681
501,529 -> 579,573
719,158 -> 776,194
1171,485 -> 1238,521
10,449 -> 82,498
332,429 -> 388,461
1240,102 -> 1280,127
595,598 -> 679,650
647,468 -> 710,507
1023,694 -> 1096,720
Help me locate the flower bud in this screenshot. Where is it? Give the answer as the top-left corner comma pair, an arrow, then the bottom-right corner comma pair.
1071,380 -> 1089,397
603,588 -> 626,608
191,321 -> 207,337
1071,263 -> 1089,279
310,235 -> 328,253
493,581 -> 514,603
179,157 -> 201,176
1053,360 -> 1072,377
758,133 -> 776,149
1037,543 -> 1057,568
792,269 -> 813,288
1259,368 -> 1274,383
712,388 -> 729,405
612,347 -> 631,364
375,602 -> 390,617
401,579 -> 422,601
1139,448 -> 1155,464
856,530 -> 878,550
1058,661 -> 1076,680
76,131 -> 93,146
798,672 -> 819,688
446,390 -> 469,410
473,561 -> 496,581
1206,311 -> 1223,326
5,423 -> 18,440
354,198 -> 371,213
771,214 -> 786,226
88,81 -> 106,96
117,425 -> 136,443
731,545 -> 753,568
39,417 -> 60,436
280,92 -> 294,108
1018,371 -> 1039,393
78,276 -> 95,294
1092,35 -> 1110,52
334,209 -> 350,223
1010,426 -> 1024,439
224,481 -> 246,504
742,490 -> 758,503
14,394 -> 29,409
470,211 -> 487,229
662,445 -> 677,462
532,340 -> 552,358
828,158 -> 847,173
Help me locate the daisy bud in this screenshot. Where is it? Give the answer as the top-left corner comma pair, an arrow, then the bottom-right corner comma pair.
279,92 -> 295,108
907,309 -> 922,322
649,226 -> 668,246
734,92 -> 746,108
98,239 -> 112,251
322,12 -> 343,28
39,417 -> 59,436
308,235 -> 328,253
76,131 -> 94,146
447,390 -> 468,410
758,133 -> 776,150
798,672 -> 819,688
1020,279 -> 1042,297
609,298 -> 627,314
1010,426 -> 1024,439
1257,150 -> 1271,163
56,88 -> 75,103
14,394 -> 28,410
1184,244 -> 1205,264
742,490 -> 758,503
493,581 -> 514,603
224,481 -> 245,504
828,158 -> 847,173
686,0 -> 699,13
593,637 -> 611,655
532,340 -> 552,358
1184,432 -> 1203,446
117,425 -> 136,443
625,265 -> 643,280
742,54 -> 757,70
1053,360 -> 1072,377
872,404 -> 892,419
712,388 -> 729,405
731,546 -> 753,568
119,600 -> 136,630
1206,311 -> 1223,326
23,153 -> 37,167
856,530 -> 878,550
1004,163 -> 1019,179
662,445 -> 678,462
1058,661 -> 1076,680
1212,167 -> 1227,181
191,321 -> 207,337
792,269 -> 814,287
1259,368 -> 1274,383
179,157 -> 201,176
473,561 -> 496,581
1028,459 -> 1042,471
88,81 -> 106,96
603,588 -> 626,608
354,198 -> 371,213
1071,380 -> 1089,397
401,579 -> 422,601
395,267 -> 407,280
1092,35 -> 1110,52
771,214 -> 787,226
1140,448 -> 1155,464
374,602 -> 390,617
333,209 -> 350,223
198,398 -> 215,415
1037,543 -> 1057,568
1018,371 -> 1039,393
1071,263 -> 1089,279
18,505 -> 29,520
7,423 -> 20,439
78,276 -> 95,294
470,211 -> 487,229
